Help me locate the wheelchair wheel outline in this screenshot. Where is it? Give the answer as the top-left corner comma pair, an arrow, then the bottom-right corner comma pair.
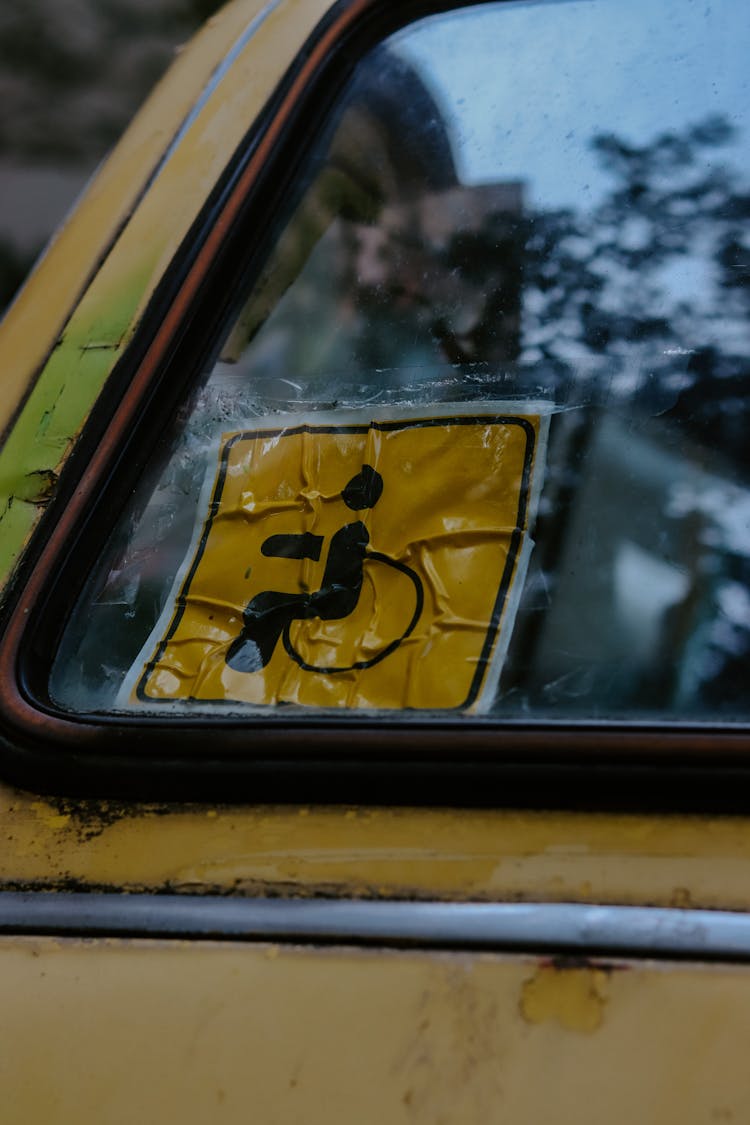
282,551 -> 424,674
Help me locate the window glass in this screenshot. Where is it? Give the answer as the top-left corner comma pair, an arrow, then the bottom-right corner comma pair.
51,0 -> 750,721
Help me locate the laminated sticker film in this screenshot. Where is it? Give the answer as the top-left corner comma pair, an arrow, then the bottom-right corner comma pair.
123,403 -> 549,712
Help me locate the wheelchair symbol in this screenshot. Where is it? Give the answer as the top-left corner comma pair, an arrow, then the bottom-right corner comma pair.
226,465 -> 424,675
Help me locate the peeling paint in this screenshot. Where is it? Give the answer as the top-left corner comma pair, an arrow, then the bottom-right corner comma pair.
520,963 -> 610,1033
8,790 -> 750,907
12,469 -> 59,506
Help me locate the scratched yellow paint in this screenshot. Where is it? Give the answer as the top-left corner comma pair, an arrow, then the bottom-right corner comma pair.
135,410 -> 545,710
8,785 -> 750,912
1,937 -> 750,1124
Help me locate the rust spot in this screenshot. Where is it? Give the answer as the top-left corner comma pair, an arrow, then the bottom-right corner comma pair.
671,886 -> 693,908
520,963 -> 609,1033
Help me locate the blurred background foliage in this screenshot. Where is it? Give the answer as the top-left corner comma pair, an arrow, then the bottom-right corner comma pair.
0,0 -> 224,312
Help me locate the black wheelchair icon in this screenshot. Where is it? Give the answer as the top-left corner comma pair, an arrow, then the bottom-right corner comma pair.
226,465 -> 424,675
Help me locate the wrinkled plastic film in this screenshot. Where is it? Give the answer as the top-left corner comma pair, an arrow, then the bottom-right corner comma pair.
121,402 -> 549,712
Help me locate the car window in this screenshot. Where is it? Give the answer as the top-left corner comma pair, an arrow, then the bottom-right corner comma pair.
50,0 -> 750,723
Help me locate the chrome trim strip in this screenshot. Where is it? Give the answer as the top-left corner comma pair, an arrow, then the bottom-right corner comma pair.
2,896 -> 750,960
157,0 -> 285,175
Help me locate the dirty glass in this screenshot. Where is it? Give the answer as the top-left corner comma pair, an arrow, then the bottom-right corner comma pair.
51,0 -> 750,722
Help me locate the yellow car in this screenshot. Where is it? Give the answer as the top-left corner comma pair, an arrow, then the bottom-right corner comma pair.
0,0 -> 749,1120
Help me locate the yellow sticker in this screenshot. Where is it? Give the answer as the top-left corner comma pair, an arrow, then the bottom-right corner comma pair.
125,404 -> 548,712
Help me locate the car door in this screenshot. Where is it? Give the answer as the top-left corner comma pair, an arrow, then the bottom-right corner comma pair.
0,0 -> 749,1120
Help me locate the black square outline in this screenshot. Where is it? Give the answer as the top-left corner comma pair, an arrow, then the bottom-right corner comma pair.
136,413 -> 537,709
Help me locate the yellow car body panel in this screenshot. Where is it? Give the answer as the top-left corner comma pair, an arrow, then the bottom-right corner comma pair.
2,937 -> 750,1125
3,788 -> 750,912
